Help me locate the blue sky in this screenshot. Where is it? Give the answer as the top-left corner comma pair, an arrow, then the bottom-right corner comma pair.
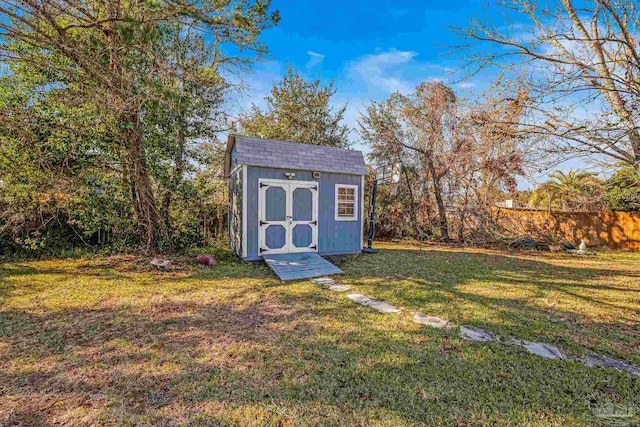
233,0 -> 601,188
238,0 -> 504,138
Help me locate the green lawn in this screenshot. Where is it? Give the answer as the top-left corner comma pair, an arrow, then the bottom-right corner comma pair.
1,242 -> 639,426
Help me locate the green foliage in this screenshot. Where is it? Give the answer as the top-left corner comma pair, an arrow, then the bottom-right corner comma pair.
0,59 -> 138,255
68,171 -> 135,239
0,0 -> 279,255
241,66 -> 350,147
529,169 -> 604,211
165,170 -> 228,251
605,166 -> 640,211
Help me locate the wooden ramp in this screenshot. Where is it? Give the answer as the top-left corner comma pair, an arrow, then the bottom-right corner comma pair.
262,253 -> 343,282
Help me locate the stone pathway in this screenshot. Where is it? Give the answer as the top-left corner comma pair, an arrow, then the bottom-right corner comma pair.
310,277 -> 640,376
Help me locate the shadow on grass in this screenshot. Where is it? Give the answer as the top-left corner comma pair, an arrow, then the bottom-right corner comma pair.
0,295 -> 298,425
337,248 -> 640,360
1,249 -> 639,425
2,292 -> 639,426
0,257 -> 275,307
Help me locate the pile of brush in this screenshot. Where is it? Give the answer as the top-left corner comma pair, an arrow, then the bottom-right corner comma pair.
150,253 -> 217,271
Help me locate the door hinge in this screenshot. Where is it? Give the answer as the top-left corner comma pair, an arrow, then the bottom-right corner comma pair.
259,247 -> 267,253
310,245 -> 317,250
260,220 -> 268,226
310,220 -> 317,225
260,183 -> 269,188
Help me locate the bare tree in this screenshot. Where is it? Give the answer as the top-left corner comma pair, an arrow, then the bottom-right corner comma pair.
360,82 -> 461,241
457,91 -> 530,239
359,99 -> 428,239
359,82 -> 528,243
458,0 -> 640,170
398,82 -> 457,241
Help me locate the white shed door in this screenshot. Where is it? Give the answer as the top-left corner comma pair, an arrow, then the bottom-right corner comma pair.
258,179 -> 318,255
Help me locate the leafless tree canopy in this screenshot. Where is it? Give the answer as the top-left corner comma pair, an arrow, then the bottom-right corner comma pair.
459,0 -> 640,170
359,82 -> 529,242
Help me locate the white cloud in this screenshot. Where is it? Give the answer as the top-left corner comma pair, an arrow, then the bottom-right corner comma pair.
306,50 -> 325,68
340,49 -> 468,151
458,81 -> 476,88
348,49 -> 418,94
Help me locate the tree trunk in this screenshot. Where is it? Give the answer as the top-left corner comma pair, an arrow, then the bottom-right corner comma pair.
104,0 -> 160,251
426,153 -> 449,241
403,168 -> 423,239
124,111 -> 162,252
458,183 -> 471,241
160,123 -> 186,232
630,131 -> 640,171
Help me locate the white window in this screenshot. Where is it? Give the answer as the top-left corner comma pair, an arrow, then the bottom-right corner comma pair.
335,184 -> 358,221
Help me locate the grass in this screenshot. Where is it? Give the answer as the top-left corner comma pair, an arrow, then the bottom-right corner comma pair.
1,242 -> 639,426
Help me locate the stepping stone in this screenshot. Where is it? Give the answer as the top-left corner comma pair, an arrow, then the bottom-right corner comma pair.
346,293 -> 400,314
519,341 -> 566,360
312,277 -> 336,285
312,277 -> 350,292
326,283 -> 350,292
347,293 -> 372,304
459,326 -> 495,342
584,355 -> 640,375
412,312 -> 451,329
368,300 -> 401,314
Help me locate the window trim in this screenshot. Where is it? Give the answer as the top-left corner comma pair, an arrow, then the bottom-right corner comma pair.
334,184 -> 358,221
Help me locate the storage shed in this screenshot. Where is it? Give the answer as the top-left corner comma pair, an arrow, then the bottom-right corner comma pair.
225,134 -> 367,261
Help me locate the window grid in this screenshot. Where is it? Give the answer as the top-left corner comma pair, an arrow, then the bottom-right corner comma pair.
335,185 -> 357,221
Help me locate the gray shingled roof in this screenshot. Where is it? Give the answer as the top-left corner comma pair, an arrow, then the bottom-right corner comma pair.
229,135 -> 367,175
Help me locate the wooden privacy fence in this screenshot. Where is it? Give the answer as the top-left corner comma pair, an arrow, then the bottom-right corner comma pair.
494,208 -> 640,251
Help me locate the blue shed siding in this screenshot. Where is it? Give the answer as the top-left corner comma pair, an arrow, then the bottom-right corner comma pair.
244,166 -> 362,260
316,172 -> 362,254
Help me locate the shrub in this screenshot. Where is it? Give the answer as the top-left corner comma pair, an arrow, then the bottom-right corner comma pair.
605,167 -> 640,211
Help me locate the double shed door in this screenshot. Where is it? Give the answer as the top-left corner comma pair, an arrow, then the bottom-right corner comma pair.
258,179 -> 318,255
